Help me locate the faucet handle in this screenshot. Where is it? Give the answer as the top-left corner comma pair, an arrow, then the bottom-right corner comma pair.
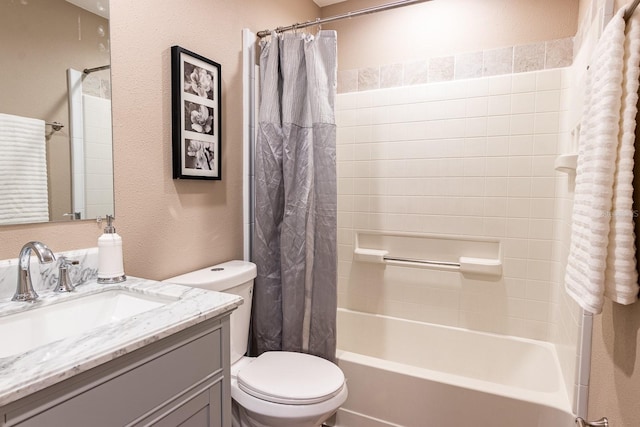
54,256 -> 78,293
56,256 -> 79,267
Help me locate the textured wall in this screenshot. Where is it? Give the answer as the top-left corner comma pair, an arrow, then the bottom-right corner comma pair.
322,0 -> 579,71
0,0 -> 319,280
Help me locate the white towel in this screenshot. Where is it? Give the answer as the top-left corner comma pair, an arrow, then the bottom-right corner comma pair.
565,5 -> 640,314
0,113 -> 50,225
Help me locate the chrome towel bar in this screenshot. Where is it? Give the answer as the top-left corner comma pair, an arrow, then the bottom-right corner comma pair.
45,121 -> 64,131
383,256 -> 460,268
353,248 -> 502,277
576,417 -> 609,427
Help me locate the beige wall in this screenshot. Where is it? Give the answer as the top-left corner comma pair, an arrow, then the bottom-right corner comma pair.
322,0 -> 579,71
0,0 -> 319,280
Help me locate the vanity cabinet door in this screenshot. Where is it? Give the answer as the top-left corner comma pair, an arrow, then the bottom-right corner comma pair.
5,317 -> 230,427
143,381 -> 222,427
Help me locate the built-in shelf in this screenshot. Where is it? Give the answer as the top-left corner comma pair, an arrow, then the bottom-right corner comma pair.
354,232 -> 502,278
555,153 -> 578,173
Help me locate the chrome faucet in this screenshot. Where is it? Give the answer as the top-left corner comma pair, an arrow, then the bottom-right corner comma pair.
12,241 -> 56,302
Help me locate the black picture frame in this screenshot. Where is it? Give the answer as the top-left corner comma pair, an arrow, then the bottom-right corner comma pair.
171,46 -> 221,180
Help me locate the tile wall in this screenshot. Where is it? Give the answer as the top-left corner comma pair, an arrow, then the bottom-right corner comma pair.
336,68 -> 569,341
338,37 -> 573,94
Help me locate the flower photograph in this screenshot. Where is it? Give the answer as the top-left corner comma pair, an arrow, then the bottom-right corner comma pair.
183,61 -> 214,100
184,101 -> 214,135
184,139 -> 215,170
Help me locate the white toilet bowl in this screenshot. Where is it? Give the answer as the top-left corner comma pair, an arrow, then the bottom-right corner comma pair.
231,353 -> 347,427
165,261 -> 347,427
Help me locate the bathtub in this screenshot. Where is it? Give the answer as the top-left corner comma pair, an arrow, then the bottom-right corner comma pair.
334,308 -> 574,427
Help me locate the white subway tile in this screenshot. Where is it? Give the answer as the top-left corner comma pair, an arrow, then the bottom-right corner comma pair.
510,114 -> 535,135
509,134 -> 534,156
487,116 -> 511,136
511,72 -> 537,93
464,138 -> 487,157
466,77 -> 490,97
485,158 -> 509,177
484,196 -> 508,215
488,95 -> 512,115
508,177 -> 532,197
536,69 -> 562,90
526,279 -> 552,301
530,198 -> 555,219
534,112 -> 560,134
486,136 -> 509,156
508,198 -> 532,218
527,259 -> 552,281
532,155 -> 557,177
508,156 -> 533,177
529,240 -> 554,261
483,217 -> 507,236
488,75 -> 513,95
529,218 -> 554,240
531,177 -> 556,197
355,107 -> 374,126
511,93 -> 536,114
466,96 -> 489,117
465,117 -> 488,137
533,134 -> 559,155
463,157 -> 485,177
505,278 -> 527,298
504,257 -> 529,279
503,238 -> 530,258
535,90 -> 561,112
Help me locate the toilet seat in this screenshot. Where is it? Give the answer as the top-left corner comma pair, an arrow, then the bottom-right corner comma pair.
237,351 -> 345,405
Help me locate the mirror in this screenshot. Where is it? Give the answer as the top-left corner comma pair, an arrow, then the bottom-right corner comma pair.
0,0 -> 113,226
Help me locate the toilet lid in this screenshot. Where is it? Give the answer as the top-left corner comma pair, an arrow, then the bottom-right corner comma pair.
237,351 -> 345,405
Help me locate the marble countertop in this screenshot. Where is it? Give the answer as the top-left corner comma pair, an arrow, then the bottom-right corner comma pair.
0,277 -> 242,407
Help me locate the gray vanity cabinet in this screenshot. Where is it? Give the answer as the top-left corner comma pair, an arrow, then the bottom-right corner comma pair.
1,315 -> 232,427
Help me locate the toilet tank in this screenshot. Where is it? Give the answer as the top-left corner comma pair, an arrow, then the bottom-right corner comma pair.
164,260 -> 257,364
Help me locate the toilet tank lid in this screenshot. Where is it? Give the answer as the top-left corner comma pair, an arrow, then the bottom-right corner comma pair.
164,260 -> 257,292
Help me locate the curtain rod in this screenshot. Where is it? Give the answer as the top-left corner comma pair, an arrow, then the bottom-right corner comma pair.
256,0 -> 433,38
625,0 -> 640,21
83,64 -> 110,74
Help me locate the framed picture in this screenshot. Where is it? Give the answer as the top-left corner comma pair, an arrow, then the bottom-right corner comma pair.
171,46 -> 222,180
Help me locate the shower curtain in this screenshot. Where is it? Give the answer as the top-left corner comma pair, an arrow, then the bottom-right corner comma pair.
252,30 -> 338,362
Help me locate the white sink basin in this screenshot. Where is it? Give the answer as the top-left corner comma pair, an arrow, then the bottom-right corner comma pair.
0,290 -> 174,358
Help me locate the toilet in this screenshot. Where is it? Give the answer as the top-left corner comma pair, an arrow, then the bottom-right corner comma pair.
165,260 -> 347,427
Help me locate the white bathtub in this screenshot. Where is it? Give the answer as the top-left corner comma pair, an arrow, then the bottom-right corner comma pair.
334,308 -> 574,427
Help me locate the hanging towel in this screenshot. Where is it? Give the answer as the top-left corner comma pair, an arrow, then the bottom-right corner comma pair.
0,113 -> 50,225
565,4 -> 640,314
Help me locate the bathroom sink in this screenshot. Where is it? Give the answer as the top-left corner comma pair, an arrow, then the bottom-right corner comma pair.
0,290 -> 174,358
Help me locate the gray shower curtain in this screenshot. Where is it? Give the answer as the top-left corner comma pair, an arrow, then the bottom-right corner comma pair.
252,30 -> 338,362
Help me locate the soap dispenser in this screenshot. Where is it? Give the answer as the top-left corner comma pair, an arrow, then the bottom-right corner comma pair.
98,215 -> 126,283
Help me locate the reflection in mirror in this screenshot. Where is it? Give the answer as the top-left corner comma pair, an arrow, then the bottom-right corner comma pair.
0,0 -> 113,226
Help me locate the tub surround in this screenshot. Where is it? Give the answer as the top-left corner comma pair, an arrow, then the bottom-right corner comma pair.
0,254 -> 242,407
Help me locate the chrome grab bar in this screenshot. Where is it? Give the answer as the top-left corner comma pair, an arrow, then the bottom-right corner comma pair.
382,255 -> 460,268
576,417 -> 609,427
